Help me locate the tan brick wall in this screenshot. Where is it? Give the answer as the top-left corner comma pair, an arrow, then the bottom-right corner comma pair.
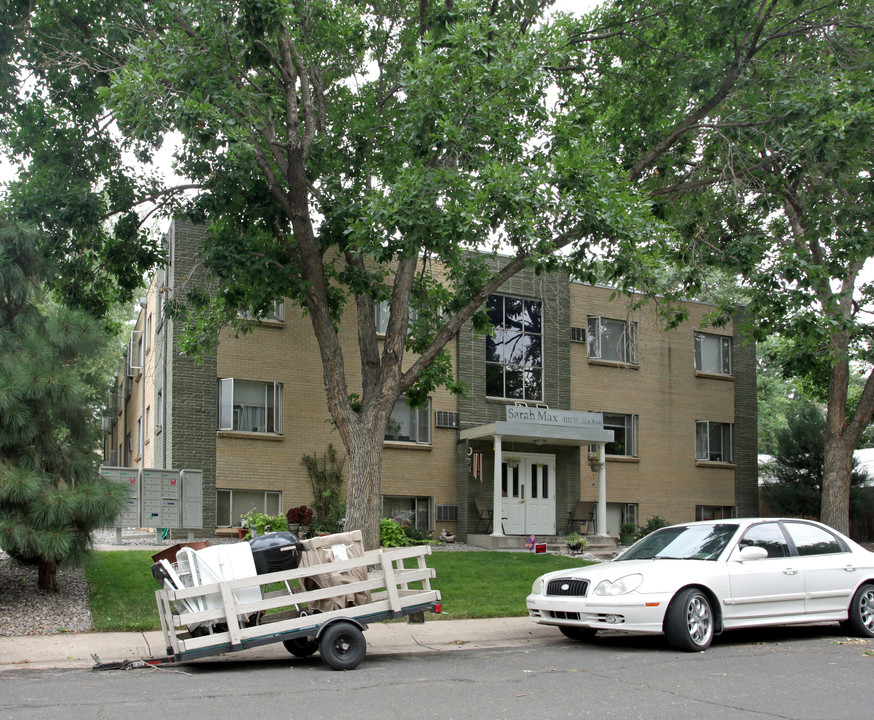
570,284 -> 737,525
215,304 -> 460,520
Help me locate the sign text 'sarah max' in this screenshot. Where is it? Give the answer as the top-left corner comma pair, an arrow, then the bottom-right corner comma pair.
505,407 -> 604,429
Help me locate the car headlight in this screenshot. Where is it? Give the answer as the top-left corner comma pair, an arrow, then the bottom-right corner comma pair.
531,577 -> 545,595
593,573 -> 643,597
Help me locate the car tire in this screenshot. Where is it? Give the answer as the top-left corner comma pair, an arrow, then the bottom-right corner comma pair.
282,636 -> 318,657
842,583 -> 874,638
664,588 -> 714,651
318,622 -> 367,670
559,625 -> 597,641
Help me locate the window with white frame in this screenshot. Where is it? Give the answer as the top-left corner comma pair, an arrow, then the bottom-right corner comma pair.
603,413 -> 638,457
587,316 -> 637,363
694,332 -> 731,375
375,300 -> 417,335
485,294 -> 543,401
239,301 -> 285,323
216,489 -> 282,527
156,390 -> 163,433
381,495 -> 431,530
695,421 -> 733,462
385,396 -> 431,444
136,417 -> 143,458
145,406 -> 151,441
218,379 -> 283,433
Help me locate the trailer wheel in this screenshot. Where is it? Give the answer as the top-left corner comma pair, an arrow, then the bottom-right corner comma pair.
319,622 -> 366,670
283,637 -> 318,657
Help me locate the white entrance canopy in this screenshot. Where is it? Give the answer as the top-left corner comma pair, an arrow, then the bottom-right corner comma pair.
460,410 -> 614,537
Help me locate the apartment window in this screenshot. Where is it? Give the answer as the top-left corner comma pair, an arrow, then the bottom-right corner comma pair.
485,295 -> 543,401
128,330 -> 144,373
240,301 -> 285,323
695,421 -> 733,463
218,379 -> 283,433
156,390 -> 163,433
375,300 -> 417,335
216,489 -> 281,527
146,313 -> 153,350
145,406 -> 151,441
603,413 -> 638,457
697,505 -> 735,522
385,396 -> 431,444
587,317 -> 637,364
136,418 -> 143,458
381,495 -> 431,530
694,332 -> 731,375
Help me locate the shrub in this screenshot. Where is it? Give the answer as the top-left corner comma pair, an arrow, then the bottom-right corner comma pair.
637,515 -> 669,539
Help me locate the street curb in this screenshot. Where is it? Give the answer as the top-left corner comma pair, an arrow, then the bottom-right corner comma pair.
0,617 -> 559,673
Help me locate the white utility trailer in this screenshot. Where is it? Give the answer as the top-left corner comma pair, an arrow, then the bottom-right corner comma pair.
93,530 -> 441,671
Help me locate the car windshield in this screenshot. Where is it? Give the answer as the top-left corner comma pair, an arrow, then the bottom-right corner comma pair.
618,524 -> 739,561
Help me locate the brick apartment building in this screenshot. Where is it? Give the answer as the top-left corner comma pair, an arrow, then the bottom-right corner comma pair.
102,220 -> 757,540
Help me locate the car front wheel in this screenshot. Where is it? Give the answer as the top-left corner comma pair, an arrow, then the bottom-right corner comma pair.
842,583 -> 874,638
664,588 -> 714,651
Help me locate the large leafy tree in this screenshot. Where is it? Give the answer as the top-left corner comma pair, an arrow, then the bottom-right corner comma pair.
0,221 -> 126,590
3,0 -> 868,543
568,0 -> 874,534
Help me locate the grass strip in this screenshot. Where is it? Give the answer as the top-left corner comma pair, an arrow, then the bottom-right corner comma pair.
84,549 -> 594,631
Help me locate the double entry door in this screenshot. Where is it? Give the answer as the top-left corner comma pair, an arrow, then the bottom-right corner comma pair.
501,454 -> 556,535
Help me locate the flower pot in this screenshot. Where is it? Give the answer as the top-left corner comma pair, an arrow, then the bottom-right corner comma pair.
620,533 -> 636,546
288,523 -> 301,536
237,527 -> 248,539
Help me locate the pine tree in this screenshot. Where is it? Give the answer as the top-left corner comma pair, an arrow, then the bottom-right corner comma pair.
762,399 -> 870,520
0,221 -> 126,591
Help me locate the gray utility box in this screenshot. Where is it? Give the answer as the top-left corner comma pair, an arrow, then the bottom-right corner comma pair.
141,468 -> 181,529
179,469 -> 204,529
98,466 -> 141,527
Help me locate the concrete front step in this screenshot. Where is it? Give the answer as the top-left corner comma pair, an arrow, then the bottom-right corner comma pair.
467,533 -> 621,560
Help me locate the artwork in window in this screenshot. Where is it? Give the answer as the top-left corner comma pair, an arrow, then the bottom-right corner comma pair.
218,379 -> 283,433
485,295 -> 543,400
694,332 -> 732,375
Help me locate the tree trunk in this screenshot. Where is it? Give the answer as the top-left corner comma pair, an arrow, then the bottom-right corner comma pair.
819,334 -> 863,536
38,558 -> 58,592
343,430 -> 385,550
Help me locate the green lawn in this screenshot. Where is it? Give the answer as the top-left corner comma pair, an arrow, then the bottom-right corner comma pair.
84,549 -> 592,631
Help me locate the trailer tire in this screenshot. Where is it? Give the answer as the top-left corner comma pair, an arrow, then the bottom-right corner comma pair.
319,622 -> 366,670
283,637 -> 318,657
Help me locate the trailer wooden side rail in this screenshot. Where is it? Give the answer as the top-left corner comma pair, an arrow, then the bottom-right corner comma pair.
137,539 -> 441,670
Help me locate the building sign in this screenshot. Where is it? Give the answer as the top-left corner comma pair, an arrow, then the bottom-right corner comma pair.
505,406 -> 604,429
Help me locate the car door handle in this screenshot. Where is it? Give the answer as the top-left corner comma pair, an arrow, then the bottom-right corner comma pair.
844,565 -> 857,572
783,568 -> 798,576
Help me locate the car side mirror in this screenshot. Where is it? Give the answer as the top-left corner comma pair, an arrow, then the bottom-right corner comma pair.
736,545 -> 768,561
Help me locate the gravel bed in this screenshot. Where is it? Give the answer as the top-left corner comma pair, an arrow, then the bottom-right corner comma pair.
0,530 -> 490,637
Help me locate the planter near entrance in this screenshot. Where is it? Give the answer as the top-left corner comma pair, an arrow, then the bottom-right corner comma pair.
619,522 -> 638,546
565,532 -> 588,554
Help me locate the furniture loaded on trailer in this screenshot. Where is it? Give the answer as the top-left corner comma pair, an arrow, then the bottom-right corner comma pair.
92,530 -> 440,671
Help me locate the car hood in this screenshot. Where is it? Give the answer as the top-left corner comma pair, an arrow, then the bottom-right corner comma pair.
537,558 -> 721,594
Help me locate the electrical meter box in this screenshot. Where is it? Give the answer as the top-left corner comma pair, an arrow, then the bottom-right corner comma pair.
179,469 -> 204,529
98,466 -> 141,527
140,468 -> 181,529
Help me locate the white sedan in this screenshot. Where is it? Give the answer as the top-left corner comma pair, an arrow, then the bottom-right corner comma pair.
526,518 -> 874,651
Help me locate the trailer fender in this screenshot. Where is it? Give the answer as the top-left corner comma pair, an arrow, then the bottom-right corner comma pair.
314,616 -> 367,640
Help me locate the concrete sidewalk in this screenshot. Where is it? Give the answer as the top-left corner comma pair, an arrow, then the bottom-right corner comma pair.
0,617 -> 559,673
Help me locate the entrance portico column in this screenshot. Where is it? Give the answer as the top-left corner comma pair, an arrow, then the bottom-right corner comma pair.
492,434 -> 504,537
597,442 -> 608,536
